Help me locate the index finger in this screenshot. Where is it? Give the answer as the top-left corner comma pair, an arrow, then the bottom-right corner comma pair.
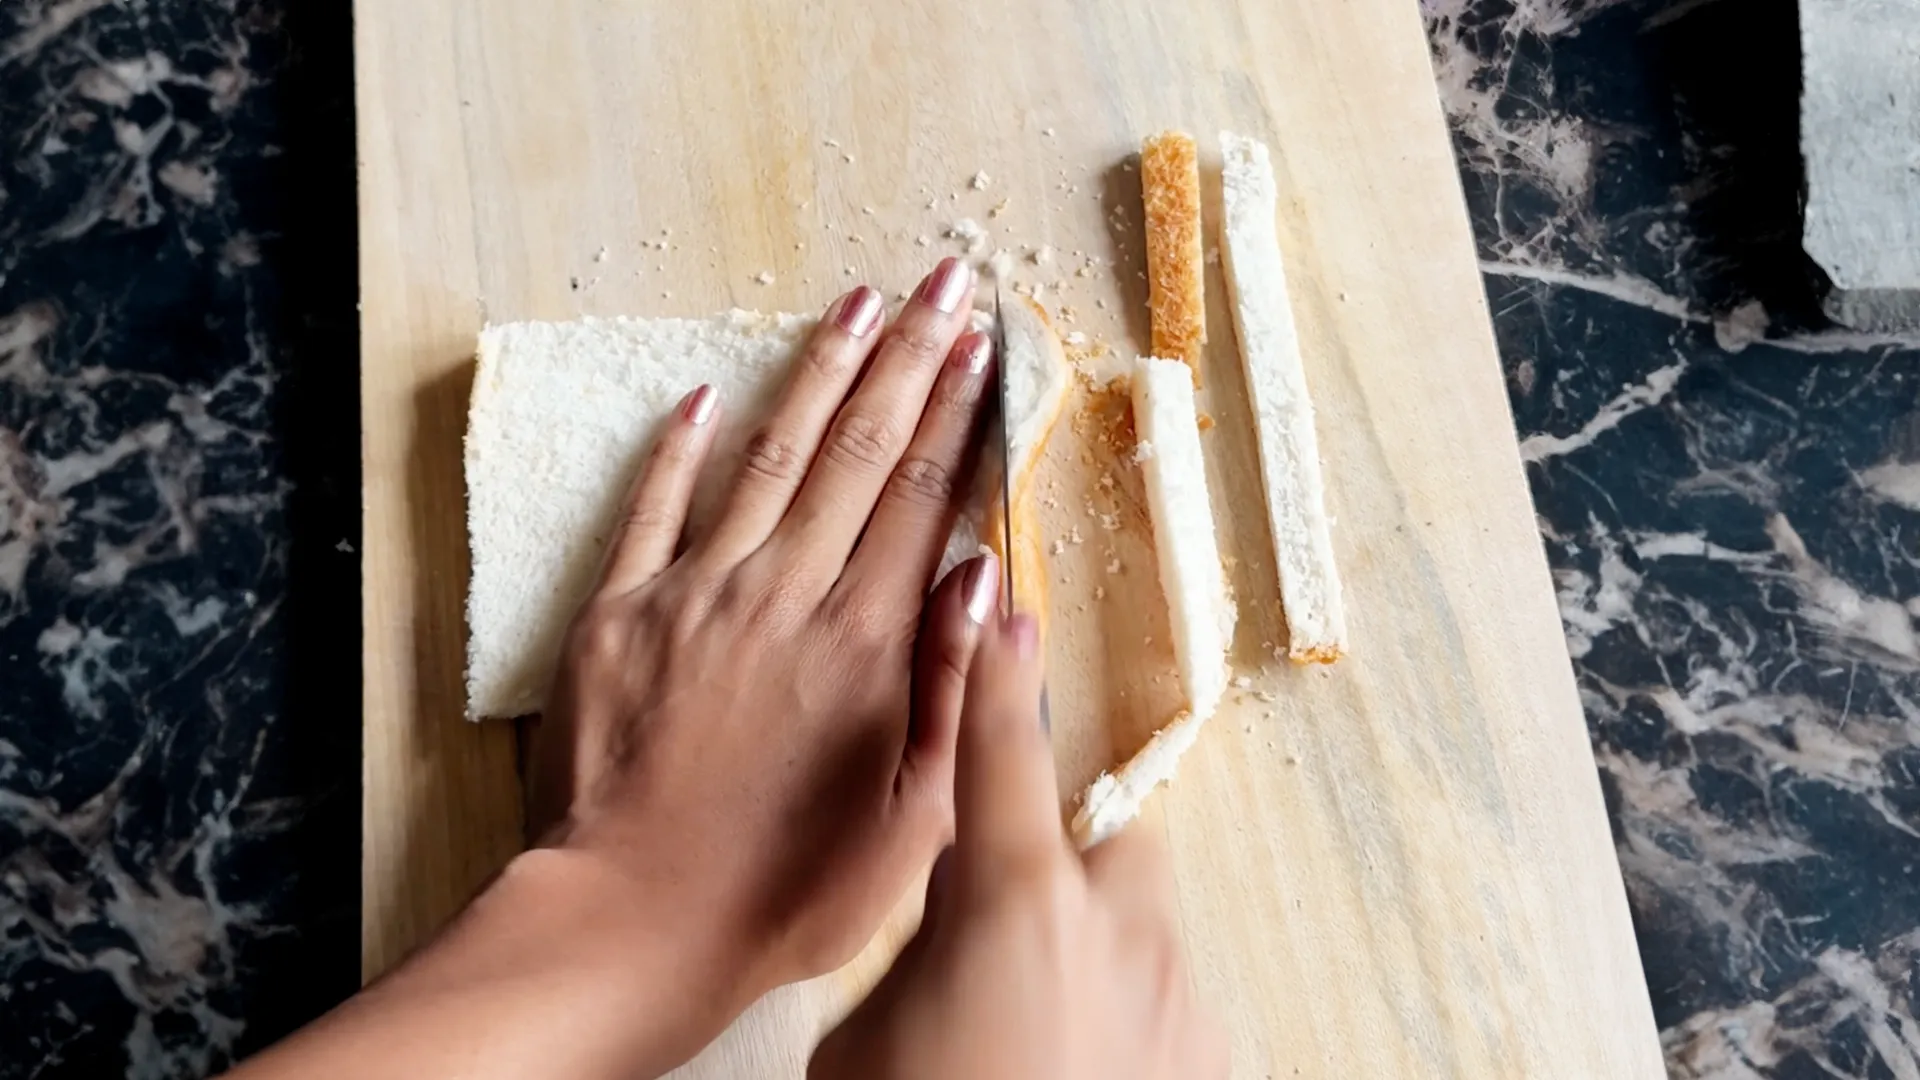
953,612 -> 1067,882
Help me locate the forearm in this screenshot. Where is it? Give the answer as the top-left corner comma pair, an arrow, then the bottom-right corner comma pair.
229,848 -> 749,1080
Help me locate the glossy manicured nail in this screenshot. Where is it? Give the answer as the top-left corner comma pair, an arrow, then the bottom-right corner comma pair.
836,285 -> 884,337
918,257 -> 972,314
1006,612 -> 1039,658
951,332 -> 991,375
964,554 -> 1000,625
681,384 -> 717,425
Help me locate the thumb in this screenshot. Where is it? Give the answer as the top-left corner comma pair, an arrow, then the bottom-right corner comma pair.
953,611 -> 1065,885
901,554 -> 999,799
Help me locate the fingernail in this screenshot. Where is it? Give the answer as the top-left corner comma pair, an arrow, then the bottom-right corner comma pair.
1006,613 -> 1039,658
835,285 -> 884,337
951,333 -> 991,375
917,257 -> 972,314
963,554 -> 1000,625
681,384 -> 717,425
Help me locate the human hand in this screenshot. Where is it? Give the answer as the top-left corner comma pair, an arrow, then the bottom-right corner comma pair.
524,257 -> 1003,1049
809,612 -> 1230,1080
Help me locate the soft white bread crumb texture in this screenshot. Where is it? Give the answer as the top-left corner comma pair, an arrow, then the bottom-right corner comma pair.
1218,130 -> 1348,663
1072,709 -> 1208,847
1129,355 -> 1235,720
466,312 -> 809,719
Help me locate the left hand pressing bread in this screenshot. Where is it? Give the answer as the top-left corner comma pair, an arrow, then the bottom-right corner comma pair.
225,259 -> 1003,1080
525,256 -> 1000,1039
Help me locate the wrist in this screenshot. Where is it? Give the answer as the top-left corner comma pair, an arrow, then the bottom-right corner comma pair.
420,846 -> 761,1075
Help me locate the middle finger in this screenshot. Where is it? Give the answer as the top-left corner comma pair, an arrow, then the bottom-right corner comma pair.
774,256 -> 976,577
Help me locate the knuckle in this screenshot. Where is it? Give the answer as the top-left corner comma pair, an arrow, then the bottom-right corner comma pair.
739,430 -> 806,486
568,604 -> 633,666
885,455 -> 956,510
825,587 -> 907,643
890,322 -> 947,366
823,411 -> 901,472
802,338 -> 861,379
619,503 -> 679,540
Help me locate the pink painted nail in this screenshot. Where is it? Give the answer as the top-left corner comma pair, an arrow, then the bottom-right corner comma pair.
917,257 -> 972,314
681,384 -> 717,425
835,285 -> 884,337
964,554 -> 1000,625
952,333 -> 991,375
1007,612 -> 1039,658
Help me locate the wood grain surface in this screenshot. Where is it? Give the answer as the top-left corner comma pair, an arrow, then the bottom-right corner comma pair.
354,2 -> 1665,1075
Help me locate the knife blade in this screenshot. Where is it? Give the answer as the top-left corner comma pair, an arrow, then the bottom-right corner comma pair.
992,286 -> 1015,604
991,286 -> 1053,734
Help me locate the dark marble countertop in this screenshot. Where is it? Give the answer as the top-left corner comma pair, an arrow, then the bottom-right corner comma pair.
3,0 -> 1915,1076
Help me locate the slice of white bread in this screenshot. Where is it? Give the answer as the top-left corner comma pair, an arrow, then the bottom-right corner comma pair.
1071,356 -> 1234,846
1219,131 -> 1348,663
469,306 -> 1068,720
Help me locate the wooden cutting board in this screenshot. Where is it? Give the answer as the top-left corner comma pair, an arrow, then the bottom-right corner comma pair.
355,2 -> 1664,1076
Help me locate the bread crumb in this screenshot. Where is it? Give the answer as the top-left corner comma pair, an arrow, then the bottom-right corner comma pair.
824,138 -> 841,148
1339,291 -> 1349,301
1096,298 -> 1109,310
1131,440 -> 1155,463
842,152 -> 856,163
848,234 -> 865,244
987,248 -> 1016,282
1094,585 -> 1106,600
1144,635 -> 1154,646
1043,126 -> 1056,137
895,289 -> 911,301
593,245 -> 608,263
1106,557 -> 1122,573
1031,244 -> 1054,265
754,270 -> 775,285
661,290 -> 672,298
1051,540 -> 1066,555
844,266 -> 857,276
947,218 -> 988,253
794,241 -> 805,250
1233,675 -> 1253,690
971,170 -> 991,190
990,197 -> 1010,218
1065,330 -> 1088,346
1197,413 -> 1215,432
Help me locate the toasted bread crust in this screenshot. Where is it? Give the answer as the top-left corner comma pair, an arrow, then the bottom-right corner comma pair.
1142,131 -> 1207,382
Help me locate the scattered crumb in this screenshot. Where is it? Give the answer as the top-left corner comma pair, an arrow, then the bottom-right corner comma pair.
1051,540 -> 1066,555
970,170 -> 991,190
1339,290 -> 1350,302
1031,244 -> 1054,265
794,241 -> 805,250
987,248 -> 1016,282
990,197 -> 1010,218
1065,330 -> 1089,346
895,289 -> 911,301
848,234 -> 865,244
915,235 -> 932,247
947,218 -> 988,253
569,275 -> 580,290
1043,126 -> 1056,137
824,137 -> 841,148
1068,527 -> 1083,544
862,205 -> 875,216
926,198 -> 938,210
844,265 -> 856,276
1144,636 -> 1154,646
1096,298 -> 1109,310
1205,245 -> 1221,266
661,290 -> 672,298
1233,675 -> 1253,690
1131,440 -> 1155,463
1197,413 -> 1216,432
753,270 -> 775,285
1106,557 -> 1122,573
593,245 -> 608,263
1094,586 -> 1106,600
